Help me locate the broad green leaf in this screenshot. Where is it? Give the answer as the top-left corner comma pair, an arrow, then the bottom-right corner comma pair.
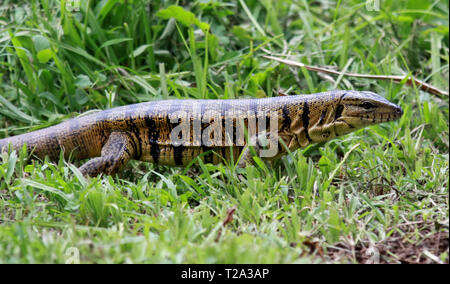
37,48 -> 53,63
74,74 -> 93,88
32,35 -> 50,52
157,5 -> 209,32
99,38 -> 133,50
131,44 -> 153,58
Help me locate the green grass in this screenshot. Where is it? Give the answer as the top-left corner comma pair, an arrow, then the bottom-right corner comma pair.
0,0 -> 448,264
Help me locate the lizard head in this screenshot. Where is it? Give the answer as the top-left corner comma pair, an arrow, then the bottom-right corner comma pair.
307,91 -> 403,143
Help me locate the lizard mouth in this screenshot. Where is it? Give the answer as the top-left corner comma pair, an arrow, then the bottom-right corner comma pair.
351,106 -> 403,123
368,108 -> 403,123
335,106 -> 403,135
384,105 -> 403,121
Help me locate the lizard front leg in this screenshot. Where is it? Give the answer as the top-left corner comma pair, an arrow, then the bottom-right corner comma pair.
237,131 -> 280,168
236,131 -> 299,168
79,131 -> 136,177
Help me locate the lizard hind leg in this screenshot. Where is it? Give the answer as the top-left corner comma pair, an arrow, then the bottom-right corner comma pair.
79,131 -> 136,177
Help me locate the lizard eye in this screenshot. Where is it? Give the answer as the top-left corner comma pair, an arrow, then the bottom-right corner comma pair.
360,101 -> 375,110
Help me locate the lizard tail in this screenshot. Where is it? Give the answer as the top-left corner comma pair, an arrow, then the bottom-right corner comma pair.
0,127 -> 66,160
0,117 -> 105,161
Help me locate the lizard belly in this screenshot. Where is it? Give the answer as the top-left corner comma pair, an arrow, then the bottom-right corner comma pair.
139,145 -> 244,167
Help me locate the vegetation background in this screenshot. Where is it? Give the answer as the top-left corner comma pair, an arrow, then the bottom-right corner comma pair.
0,0 -> 448,263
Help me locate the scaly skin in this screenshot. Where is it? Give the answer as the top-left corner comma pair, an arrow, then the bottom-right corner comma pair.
0,91 -> 403,176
